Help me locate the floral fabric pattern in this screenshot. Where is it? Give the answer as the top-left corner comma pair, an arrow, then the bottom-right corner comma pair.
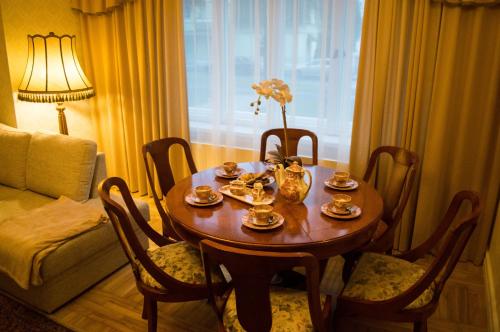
138,241 -> 222,289
223,286 -> 326,332
342,252 -> 435,309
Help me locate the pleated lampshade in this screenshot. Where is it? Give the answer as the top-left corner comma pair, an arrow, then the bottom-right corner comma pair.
18,32 -> 94,103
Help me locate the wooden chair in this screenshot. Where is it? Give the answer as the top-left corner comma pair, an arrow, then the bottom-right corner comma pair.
362,146 -> 419,252
99,177 -> 226,332
200,239 -> 331,332
259,128 -> 319,165
342,146 -> 418,281
142,137 -> 197,240
334,191 -> 481,332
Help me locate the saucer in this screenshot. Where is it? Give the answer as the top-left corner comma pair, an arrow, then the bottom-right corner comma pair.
264,160 -> 280,172
193,193 -> 218,204
185,191 -> 223,207
329,205 -> 351,215
242,212 -> 284,230
324,179 -> 359,191
251,215 -> 279,227
215,167 -> 244,179
320,203 -> 362,220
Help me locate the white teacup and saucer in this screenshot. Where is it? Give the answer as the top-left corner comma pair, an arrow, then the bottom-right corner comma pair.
324,170 -> 359,191
185,185 -> 223,206
242,204 -> 284,230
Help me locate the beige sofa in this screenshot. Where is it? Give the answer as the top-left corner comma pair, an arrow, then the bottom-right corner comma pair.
0,124 -> 149,313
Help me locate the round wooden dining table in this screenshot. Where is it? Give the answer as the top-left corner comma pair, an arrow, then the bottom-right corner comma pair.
165,162 -> 383,260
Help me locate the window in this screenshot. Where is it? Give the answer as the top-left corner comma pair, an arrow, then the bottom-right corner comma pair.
184,0 -> 364,163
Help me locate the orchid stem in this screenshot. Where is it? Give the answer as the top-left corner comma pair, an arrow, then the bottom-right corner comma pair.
281,105 -> 289,158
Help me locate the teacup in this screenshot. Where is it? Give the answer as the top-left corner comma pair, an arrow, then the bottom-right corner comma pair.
331,194 -> 352,213
330,171 -> 350,185
229,180 -> 246,196
249,204 -> 274,225
223,161 -> 237,175
194,185 -> 214,202
251,182 -> 265,202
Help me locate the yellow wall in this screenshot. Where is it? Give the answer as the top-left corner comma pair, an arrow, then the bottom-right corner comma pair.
0,0 -> 95,139
0,4 -> 15,126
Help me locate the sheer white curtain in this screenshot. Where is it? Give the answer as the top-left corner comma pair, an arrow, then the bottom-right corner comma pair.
184,0 -> 363,163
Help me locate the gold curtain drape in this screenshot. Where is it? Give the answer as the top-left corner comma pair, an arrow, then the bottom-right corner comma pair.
432,0 -> 500,5
72,0 -> 133,14
72,0 -> 190,194
350,0 -> 500,263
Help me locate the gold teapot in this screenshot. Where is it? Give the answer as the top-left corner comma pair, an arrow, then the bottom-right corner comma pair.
274,161 -> 312,204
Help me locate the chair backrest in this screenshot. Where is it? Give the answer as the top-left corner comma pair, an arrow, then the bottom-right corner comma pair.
411,191 -> 481,298
200,239 -> 328,332
98,177 -> 207,295
259,128 -> 319,165
142,137 -> 197,239
363,146 -> 419,227
376,191 -> 481,311
143,137 -> 197,196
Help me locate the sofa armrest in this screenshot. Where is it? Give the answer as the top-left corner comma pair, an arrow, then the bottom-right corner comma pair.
89,152 -> 107,199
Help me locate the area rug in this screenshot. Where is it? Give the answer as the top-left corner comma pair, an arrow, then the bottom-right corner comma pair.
0,293 -> 72,332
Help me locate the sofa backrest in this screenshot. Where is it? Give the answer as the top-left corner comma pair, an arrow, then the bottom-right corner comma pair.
0,124 -> 31,189
26,132 -> 97,201
0,124 -> 104,202
89,152 -> 107,199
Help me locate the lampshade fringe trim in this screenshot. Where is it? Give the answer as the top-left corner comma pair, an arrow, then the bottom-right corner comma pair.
17,89 -> 95,103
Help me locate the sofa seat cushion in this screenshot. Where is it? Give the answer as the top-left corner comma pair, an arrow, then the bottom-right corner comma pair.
342,252 -> 435,309
0,186 -> 150,284
43,196 -> 149,282
0,124 -> 31,190
26,132 -> 97,202
223,286 -> 327,332
0,185 -> 54,220
139,242 -> 223,289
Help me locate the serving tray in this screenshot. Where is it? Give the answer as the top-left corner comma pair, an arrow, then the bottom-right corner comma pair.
219,185 -> 275,206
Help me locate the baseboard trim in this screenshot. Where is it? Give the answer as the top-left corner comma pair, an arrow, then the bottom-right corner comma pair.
484,252 -> 499,332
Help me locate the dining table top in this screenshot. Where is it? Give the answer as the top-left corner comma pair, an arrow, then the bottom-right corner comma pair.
165,162 -> 383,259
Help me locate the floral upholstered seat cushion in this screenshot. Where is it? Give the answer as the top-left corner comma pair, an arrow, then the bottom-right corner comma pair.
223,286 -> 326,332
139,241 -> 223,289
342,252 -> 435,309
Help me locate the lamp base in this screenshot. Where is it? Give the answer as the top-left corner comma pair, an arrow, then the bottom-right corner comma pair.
56,102 -> 68,135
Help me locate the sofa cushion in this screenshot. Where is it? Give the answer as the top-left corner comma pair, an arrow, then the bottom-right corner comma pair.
0,185 -> 150,283
0,185 -> 54,220
26,132 -> 97,201
41,196 -> 149,281
0,124 -> 31,190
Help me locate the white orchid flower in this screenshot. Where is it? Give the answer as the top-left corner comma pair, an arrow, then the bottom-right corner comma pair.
252,78 -> 292,107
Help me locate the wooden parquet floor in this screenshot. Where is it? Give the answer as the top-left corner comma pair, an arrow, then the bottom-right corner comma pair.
48,196 -> 489,332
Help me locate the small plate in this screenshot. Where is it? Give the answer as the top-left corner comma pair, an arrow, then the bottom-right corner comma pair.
324,179 -> 359,191
321,203 -> 362,220
264,160 -> 280,172
215,167 -> 245,179
185,191 -> 223,207
242,212 -> 284,230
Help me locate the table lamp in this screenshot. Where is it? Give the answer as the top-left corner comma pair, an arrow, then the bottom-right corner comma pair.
17,32 -> 95,135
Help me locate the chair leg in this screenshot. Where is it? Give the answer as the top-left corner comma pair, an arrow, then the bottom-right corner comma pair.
414,320 -> 427,332
142,296 -> 149,319
148,299 -> 158,332
341,252 -> 361,283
